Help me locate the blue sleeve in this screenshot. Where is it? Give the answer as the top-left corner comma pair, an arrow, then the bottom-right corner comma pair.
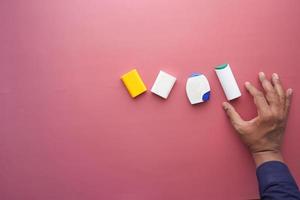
257,161 -> 300,200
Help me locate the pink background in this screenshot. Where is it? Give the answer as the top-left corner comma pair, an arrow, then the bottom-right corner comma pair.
1,0 -> 300,199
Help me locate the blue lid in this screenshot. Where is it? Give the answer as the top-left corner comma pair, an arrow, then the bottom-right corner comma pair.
190,73 -> 202,77
202,91 -> 210,101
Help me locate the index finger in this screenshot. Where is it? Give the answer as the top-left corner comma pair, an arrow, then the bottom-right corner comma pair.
259,72 -> 279,107
245,82 -> 270,116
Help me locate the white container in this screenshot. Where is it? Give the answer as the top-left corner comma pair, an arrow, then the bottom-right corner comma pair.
215,64 -> 241,101
186,73 -> 211,104
151,70 -> 176,99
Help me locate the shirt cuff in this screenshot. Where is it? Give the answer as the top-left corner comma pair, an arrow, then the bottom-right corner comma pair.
256,161 -> 298,195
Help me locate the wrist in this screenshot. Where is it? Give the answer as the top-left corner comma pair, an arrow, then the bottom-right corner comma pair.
252,150 -> 284,167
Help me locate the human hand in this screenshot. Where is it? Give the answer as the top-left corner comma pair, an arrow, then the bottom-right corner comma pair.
222,72 -> 293,167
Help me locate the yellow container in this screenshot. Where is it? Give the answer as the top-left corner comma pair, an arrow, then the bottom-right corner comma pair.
121,69 -> 147,98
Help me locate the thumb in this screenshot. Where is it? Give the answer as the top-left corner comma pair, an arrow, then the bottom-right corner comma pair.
222,102 -> 245,128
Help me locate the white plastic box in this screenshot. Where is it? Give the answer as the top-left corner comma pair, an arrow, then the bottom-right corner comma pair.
151,70 -> 176,99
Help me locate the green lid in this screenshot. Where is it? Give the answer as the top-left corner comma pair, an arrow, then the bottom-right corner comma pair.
215,64 -> 228,70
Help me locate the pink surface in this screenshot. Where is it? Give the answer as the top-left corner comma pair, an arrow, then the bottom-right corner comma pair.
1,0 -> 300,199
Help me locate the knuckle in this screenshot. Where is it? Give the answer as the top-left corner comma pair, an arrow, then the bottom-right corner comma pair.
273,78 -> 279,84
263,110 -> 285,124
276,114 -> 285,123
267,91 -> 278,99
256,91 -> 264,98
272,109 -> 286,122
269,90 -> 277,96
279,95 -> 286,104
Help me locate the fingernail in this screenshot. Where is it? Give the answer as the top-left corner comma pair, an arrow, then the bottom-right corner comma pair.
222,102 -> 228,110
245,82 -> 250,87
272,73 -> 279,79
287,88 -> 293,95
259,72 -> 265,80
